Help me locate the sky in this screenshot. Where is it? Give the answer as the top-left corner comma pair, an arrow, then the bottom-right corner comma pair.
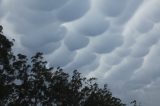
0,0 -> 160,105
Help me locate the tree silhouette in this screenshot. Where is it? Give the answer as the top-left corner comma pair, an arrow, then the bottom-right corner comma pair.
0,25 -> 127,106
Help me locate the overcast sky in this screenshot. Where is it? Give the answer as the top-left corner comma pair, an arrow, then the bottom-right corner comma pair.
0,0 -> 160,105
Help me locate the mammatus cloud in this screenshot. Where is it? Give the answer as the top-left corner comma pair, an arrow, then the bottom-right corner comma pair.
0,0 -> 3,18
0,0 -> 160,105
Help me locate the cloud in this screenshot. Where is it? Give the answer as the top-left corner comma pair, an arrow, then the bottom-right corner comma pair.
0,1 -> 3,18
4,0 -> 69,54
64,31 -> 89,51
0,0 -> 6,20
64,50 -> 97,71
90,33 -> 123,53
1,0 -> 160,105
98,0 -> 128,17
46,44 -> 76,67
24,0 -> 70,11
57,0 -> 90,22
113,0 -> 144,25
74,11 -> 110,36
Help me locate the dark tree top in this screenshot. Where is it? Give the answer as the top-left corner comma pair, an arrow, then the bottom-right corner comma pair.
0,25 -> 3,33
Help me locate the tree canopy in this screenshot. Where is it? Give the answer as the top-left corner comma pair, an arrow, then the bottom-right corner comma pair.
0,25 -> 129,106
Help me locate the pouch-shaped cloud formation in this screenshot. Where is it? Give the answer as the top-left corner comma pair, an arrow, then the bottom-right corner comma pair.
25,0 -> 69,11
0,0 -> 160,105
64,31 -> 89,51
74,11 -> 110,36
98,0 -> 128,17
57,0 -> 90,22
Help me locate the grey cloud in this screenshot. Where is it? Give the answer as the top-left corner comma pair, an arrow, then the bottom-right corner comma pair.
124,74 -> 160,106
23,40 -> 61,55
0,1 -> 3,18
47,45 -> 76,67
146,1 -> 160,23
74,12 -> 110,36
65,50 -> 97,71
115,47 -> 131,57
140,79 -> 160,106
131,44 -> 150,58
21,25 -> 66,44
105,57 -> 143,81
0,0 -> 6,20
90,33 -> 123,53
79,58 -> 100,74
24,0 -> 70,11
57,0 -> 90,22
5,0 -> 68,54
19,25 -> 66,54
131,24 -> 160,57
131,44 -> 160,84
10,8 -> 56,26
64,31 -> 89,51
114,0 -> 143,25
7,3 -> 58,33
105,53 -> 123,65
98,0 -> 128,17
136,19 -> 154,33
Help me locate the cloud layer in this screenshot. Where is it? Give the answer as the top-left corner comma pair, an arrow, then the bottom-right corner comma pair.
0,0 -> 160,105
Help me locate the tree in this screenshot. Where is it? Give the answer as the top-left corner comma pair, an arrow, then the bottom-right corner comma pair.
130,100 -> 141,106
0,26 -> 15,104
0,25 -> 126,106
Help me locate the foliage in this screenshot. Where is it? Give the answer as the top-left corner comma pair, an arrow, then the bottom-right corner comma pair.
0,25 -> 126,106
